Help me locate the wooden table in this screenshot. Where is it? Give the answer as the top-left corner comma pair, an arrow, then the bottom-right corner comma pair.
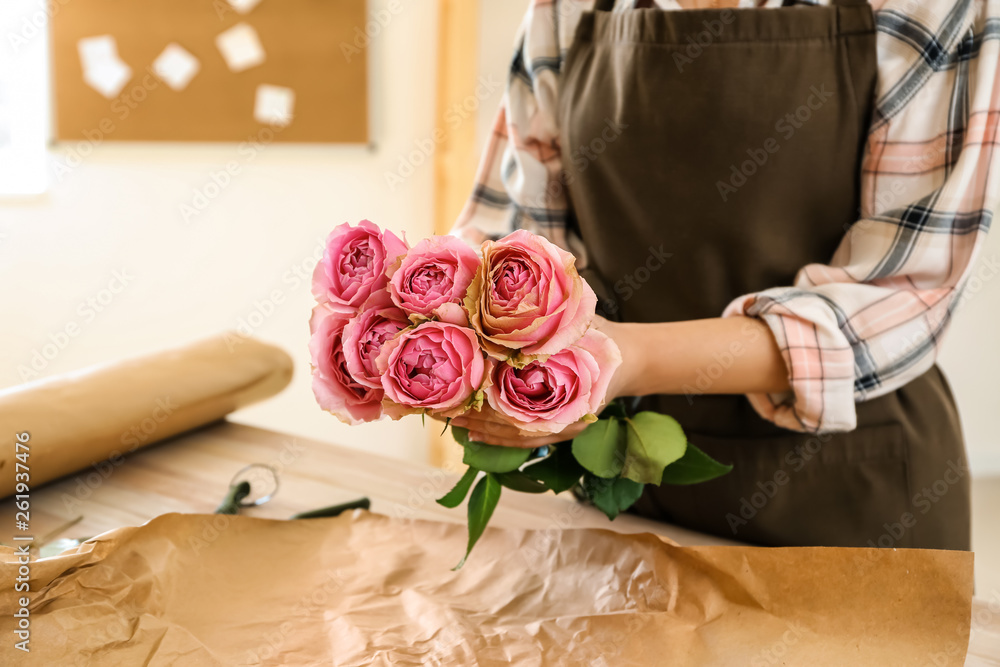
3,420 -> 998,664
3,420 -> 736,547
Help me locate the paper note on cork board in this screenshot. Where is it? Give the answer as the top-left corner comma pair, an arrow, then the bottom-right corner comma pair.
52,0 -> 367,142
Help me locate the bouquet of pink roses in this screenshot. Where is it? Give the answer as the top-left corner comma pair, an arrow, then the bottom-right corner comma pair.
309,220 -> 730,567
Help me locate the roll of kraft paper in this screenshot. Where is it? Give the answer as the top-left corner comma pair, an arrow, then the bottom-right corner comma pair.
0,333 -> 293,498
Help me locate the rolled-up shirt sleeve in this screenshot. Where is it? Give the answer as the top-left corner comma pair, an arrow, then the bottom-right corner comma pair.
724,0 -> 1000,433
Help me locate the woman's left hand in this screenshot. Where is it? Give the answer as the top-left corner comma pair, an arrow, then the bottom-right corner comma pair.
449,316 -> 633,448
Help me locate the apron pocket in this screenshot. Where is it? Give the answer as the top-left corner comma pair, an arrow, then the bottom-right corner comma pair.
645,422 -> 913,548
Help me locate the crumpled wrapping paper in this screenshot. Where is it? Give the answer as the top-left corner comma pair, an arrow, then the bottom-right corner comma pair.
0,511 -> 973,666
0,333 -> 293,498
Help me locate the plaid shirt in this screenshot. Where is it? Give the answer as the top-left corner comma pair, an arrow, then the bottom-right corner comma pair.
452,0 -> 999,434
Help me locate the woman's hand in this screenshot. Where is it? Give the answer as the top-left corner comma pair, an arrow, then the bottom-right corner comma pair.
441,316 -> 632,449
448,403 -> 588,449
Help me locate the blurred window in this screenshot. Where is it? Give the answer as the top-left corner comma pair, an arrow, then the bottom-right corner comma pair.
0,0 -> 49,196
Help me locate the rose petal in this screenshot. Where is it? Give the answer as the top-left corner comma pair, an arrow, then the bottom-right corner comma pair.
380,321 -> 485,413
312,220 -> 410,311
484,328 -> 621,434
390,235 -> 481,320
309,303 -> 385,424
468,230 -> 596,360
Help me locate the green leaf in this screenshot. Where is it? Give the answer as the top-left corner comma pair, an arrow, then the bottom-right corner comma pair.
494,470 -> 549,493
660,441 -> 733,485
620,412 -> 688,484
523,443 -> 585,494
454,473 -> 502,570
582,474 -> 644,520
572,417 -> 626,478
436,466 -> 479,508
455,426 -> 532,473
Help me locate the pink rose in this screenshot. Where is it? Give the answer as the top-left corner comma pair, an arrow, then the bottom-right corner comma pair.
312,220 -> 408,311
309,304 -> 383,424
484,329 -> 621,434
389,235 -> 480,324
376,321 -> 487,418
466,229 -> 597,362
342,291 -> 409,390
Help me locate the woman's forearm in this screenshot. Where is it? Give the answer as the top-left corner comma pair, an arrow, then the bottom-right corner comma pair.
604,316 -> 791,398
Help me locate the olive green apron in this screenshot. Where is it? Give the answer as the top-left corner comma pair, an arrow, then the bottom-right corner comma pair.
560,0 -> 971,550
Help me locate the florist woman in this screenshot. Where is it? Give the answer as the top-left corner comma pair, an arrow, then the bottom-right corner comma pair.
450,0 -> 999,551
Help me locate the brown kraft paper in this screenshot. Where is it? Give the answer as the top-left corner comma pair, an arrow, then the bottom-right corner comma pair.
0,511 -> 974,665
0,333 -> 293,498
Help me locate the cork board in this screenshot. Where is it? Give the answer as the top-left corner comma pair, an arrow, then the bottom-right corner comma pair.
52,0 -> 368,143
